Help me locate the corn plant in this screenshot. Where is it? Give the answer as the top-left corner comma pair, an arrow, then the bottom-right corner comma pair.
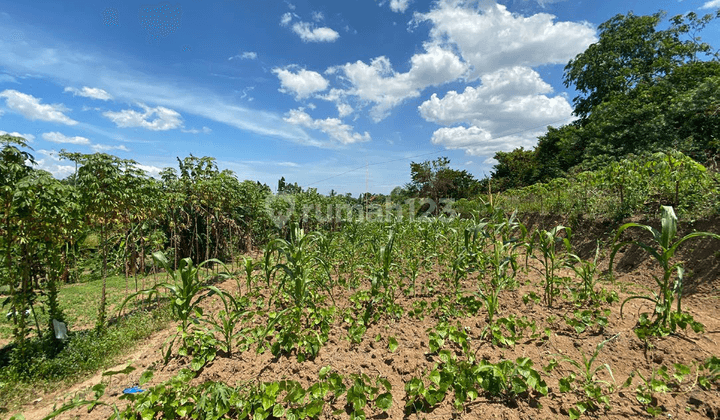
118,251 -> 230,361
567,242 -> 606,305
533,225 -> 572,307
610,205 -> 720,338
269,224 -> 333,310
240,257 -> 254,295
200,293 -> 249,356
557,334 -> 618,418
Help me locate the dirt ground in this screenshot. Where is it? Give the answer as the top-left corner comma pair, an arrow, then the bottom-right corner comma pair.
16,214 -> 720,420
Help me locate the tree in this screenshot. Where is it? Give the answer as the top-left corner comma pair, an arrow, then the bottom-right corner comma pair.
564,10 -> 719,120
61,152 -> 136,331
277,176 -> 302,195
491,148 -> 537,190
406,157 -> 481,204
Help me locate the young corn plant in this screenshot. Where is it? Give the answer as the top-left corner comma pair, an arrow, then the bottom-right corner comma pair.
533,226 -> 572,308
610,205 -> 720,339
118,251 -> 231,362
200,293 -> 250,356
557,334 -> 619,419
240,257 -> 255,295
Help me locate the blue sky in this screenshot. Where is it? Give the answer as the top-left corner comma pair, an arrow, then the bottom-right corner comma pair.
1,0 -> 718,195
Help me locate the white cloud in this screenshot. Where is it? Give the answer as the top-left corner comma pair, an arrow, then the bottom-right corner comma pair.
291,21 -> 340,43
229,51 -> 257,60
419,66 -> 571,128
64,86 -> 113,101
182,126 -> 212,134
312,11 -> 325,21
333,45 -> 468,120
415,0 -> 596,78
103,103 -> 183,131
0,89 -> 77,125
280,12 -> 294,26
419,66 -> 574,154
134,163 -> 163,178
337,103 -> 353,117
0,130 -> 35,142
42,131 -> 91,145
273,67 -> 329,99
90,143 -> 130,152
701,0 -> 720,9
35,150 -> 75,178
284,108 -> 371,145
389,0 -> 412,13
431,125 -> 541,156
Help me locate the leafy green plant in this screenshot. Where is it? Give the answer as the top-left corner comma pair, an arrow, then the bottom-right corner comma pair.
533,226 -> 572,307
118,251 -> 230,362
200,293 -> 250,356
406,350 -> 547,413
567,242 -> 617,305
558,334 -> 618,418
610,205 -> 720,338
564,309 -> 609,336
486,315 -> 538,348
698,356 -> 720,390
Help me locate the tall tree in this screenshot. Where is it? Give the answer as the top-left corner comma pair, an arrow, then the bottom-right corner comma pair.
564,10 -> 719,120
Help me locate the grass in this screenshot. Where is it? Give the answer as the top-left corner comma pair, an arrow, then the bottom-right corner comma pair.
0,271 -> 170,340
0,305 -> 173,412
0,270 -> 176,413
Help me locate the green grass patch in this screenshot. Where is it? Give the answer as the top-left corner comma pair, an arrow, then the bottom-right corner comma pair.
0,305 -> 173,412
0,272 -> 170,340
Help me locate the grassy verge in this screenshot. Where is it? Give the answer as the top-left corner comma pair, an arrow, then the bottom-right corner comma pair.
0,304 -> 173,412
0,271 -> 170,340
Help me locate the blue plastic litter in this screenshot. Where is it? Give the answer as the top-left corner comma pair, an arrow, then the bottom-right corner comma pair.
123,386 -> 145,394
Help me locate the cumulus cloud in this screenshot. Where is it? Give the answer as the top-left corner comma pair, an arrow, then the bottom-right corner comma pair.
0,89 -> 77,125
419,67 -> 572,129
431,125 -> 543,156
42,131 -> 91,145
135,163 -> 163,178
284,108 -> 371,144
420,66 -> 574,155
390,0 -> 412,12
701,0 -> 720,8
280,11 -> 338,42
332,45 -> 467,120
64,86 -> 113,101
415,0 -> 596,78
0,130 -> 35,142
35,150 -> 75,178
103,103 -> 183,131
291,21 -> 340,42
280,12 -> 294,26
273,67 -> 329,100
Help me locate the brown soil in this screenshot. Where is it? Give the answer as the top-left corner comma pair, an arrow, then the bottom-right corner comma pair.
15,214 -> 720,420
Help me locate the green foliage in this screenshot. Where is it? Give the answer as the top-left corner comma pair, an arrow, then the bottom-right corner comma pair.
406,353 -> 547,413
564,10 -> 719,120
532,225 -> 572,308
610,206 -> 719,338
558,334 -> 618,417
